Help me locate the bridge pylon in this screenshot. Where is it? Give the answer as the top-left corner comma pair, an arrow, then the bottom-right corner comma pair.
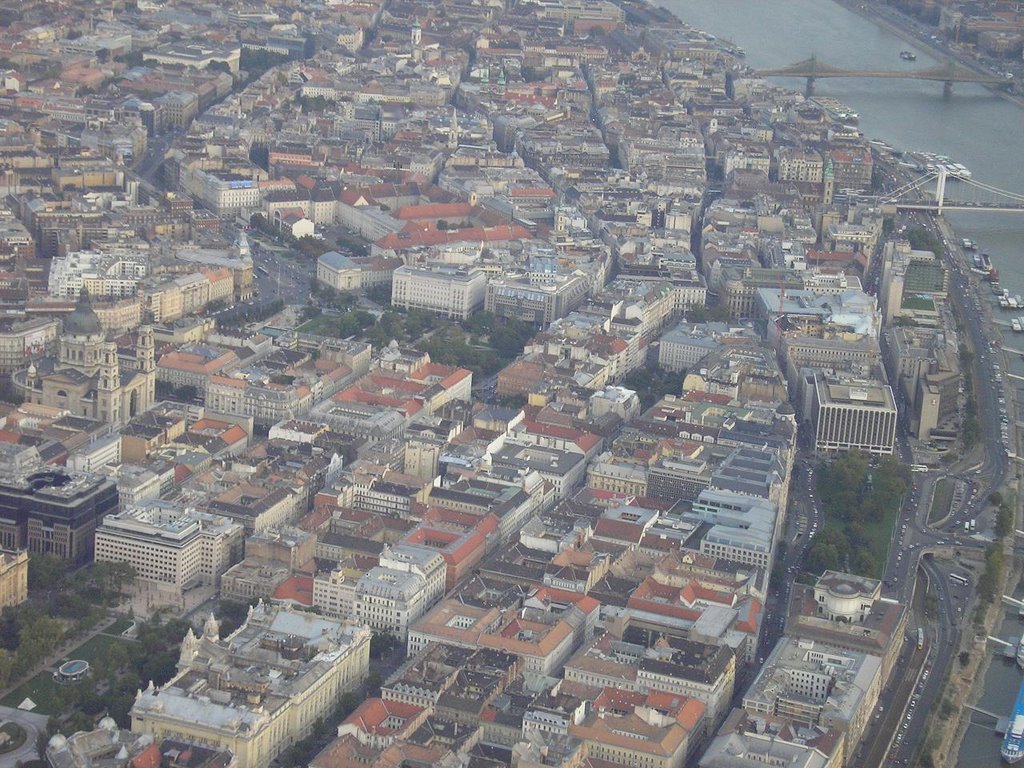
806,77 -> 815,96
935,166 -> 947,214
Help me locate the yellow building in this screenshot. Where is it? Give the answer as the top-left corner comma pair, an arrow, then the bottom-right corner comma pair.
131,606 -> 371,768
0,549 -> 28,608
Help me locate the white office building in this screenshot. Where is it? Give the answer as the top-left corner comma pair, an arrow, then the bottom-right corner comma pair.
391,264 -> 486,319
94,500 -> 244,592
813,377 -> 897,456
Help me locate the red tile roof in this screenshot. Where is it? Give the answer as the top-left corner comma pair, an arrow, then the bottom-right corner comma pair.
273,576 -> 314,606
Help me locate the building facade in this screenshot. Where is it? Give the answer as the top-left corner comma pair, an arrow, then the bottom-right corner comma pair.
13,290 -> 156,426
131,606 -> 371,768
0,444 -> 119,562
812,378 -> 897,456
0,549 -> 28,608
94,501 -> 244,593
391,264 -> 486,319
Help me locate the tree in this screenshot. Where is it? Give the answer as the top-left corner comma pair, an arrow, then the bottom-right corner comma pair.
36,731 -> 49,760
804,539 -> 840,575
996,502 -> 1015,540
365,671 -> 382,693
370,631 -> 398,659
906,227 -> 943,258
0,648 -> 14,688
621,368 -> 682,410
853,550 -> 880,578
19,615 -> 64,664
27,554 -> 66,592
364,283 -> 391,305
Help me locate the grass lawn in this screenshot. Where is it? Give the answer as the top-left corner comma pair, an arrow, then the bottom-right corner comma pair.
0,670 -> 63,714
930,478 -> 954,523
0,634 -> 137,714
858,502 -> 900,579
296,315 -> 340,335
69,634 -> 135,666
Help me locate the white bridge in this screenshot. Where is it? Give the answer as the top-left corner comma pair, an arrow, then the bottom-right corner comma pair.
878,166 -> 1024,214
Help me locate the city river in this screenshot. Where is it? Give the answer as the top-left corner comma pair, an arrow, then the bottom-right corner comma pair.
656,0 -> 1024,764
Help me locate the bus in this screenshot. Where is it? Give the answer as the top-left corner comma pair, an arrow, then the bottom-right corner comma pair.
256,266 -> 270,276
950,573 -> 970,586
917,628 -> 924,649
910,464 -> 929,473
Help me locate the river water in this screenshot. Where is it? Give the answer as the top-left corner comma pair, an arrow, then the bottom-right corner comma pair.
656,0 -> 1024,764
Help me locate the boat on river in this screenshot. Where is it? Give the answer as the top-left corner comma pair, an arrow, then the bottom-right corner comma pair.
1002,676 -> 1024,763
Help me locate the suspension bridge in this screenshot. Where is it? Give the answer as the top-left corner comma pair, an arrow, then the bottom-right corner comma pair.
877,167 -> 1024,214
757,55 -> 1011,96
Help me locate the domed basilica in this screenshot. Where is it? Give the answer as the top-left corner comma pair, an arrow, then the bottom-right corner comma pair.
13,289 -> 156,425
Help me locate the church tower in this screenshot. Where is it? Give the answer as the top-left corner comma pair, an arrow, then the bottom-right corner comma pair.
97,343 -> 121,425
139,325 -> 156,409
411,18 -> 422,62
448,107 -> 459,150
823,158 -> 835,206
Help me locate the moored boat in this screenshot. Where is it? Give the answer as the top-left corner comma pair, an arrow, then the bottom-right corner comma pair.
1002,676 -> 1024,763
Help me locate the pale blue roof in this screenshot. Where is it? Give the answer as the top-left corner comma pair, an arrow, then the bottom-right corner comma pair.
318,250 -> 357,271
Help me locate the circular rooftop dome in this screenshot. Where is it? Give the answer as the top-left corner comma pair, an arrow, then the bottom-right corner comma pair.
98,717 -> 117,732
64,289 -> 103,337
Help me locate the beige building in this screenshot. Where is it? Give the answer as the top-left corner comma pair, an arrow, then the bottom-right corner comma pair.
788,570 -> 908,684
0,318 -> 59,374
0,549 -> 28,608
157,345 -> 240,395
569,688 -> 706,768
391,264 -> 486,320
313,563 -> 365,619
93,297 -> 144,336
776,148 -> 824,184
742,636 -> 881,760
94,501 -> 244,594
564,633 -> 736,731
407,588 -> 599,675
132,606 -> 371,768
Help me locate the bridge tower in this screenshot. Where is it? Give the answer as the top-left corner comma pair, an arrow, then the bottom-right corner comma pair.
935,166 -> 948,215
943,60 -> 956,98
805,53 -> 817,96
